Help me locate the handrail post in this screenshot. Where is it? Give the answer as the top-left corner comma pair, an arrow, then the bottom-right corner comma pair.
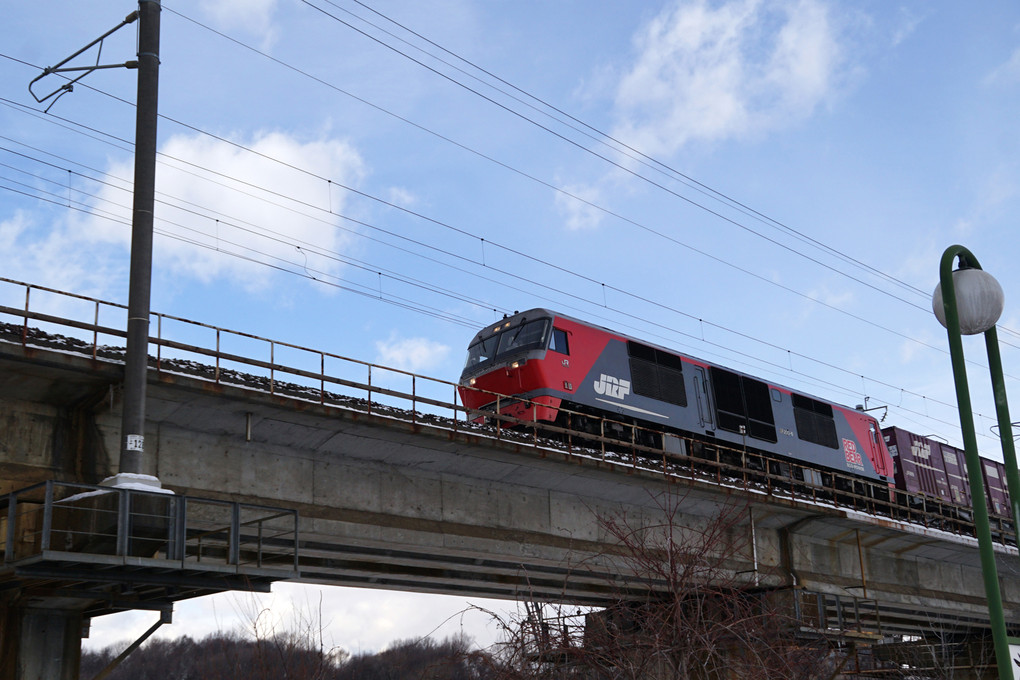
93,300 -> 100,360
600,418 -> 606,460
292,510 -> 299,573
631,424 -> 637,467
171,495 -> 186,562
452,385 -> 459,433
229,503 -> 240,566
156,314 -> 162,371
270,341 -> 275,395
22,285 -> 30,346
40,482 -> 54,552
4,490 -> 17,562
256,517 -> 263,568
116,489 -> 130,557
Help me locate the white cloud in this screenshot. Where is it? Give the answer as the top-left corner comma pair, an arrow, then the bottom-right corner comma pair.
0,211 -> 28,248
891,6 -> 924,47
84,584 -> 513,656
952,217 -> 974,237
984,47 -> 1020,87
0,131 -> 366,301
84,130 -> 366,293
949,165 -> 1019,239
555,182 -> 605,231
386,186 -> 418,208
809,286 -> 854,309
375,334 -> 451,373
0,210 -> 126,299
612,0 -> 844,157
200,0 -> 280,50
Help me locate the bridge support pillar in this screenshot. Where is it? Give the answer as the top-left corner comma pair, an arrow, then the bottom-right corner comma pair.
0,600 -> 83,680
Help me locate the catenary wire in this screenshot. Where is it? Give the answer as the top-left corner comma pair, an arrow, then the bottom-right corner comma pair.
0,162 -> 1001,446
0,47 -> 1012,444
328,0 -> 930,304
2,89 -> 1018,434
296,0 -> 941,315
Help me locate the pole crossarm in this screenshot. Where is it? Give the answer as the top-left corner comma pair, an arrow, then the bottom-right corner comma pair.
27,11 -> 139,111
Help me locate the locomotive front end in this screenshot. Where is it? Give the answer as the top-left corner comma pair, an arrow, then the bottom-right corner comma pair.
458,310 -> 567,424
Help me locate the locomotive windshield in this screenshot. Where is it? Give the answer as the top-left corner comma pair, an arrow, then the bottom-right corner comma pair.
464,318 -> 550,372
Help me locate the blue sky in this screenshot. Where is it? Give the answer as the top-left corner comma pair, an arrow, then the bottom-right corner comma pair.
3,0 -> 1020,654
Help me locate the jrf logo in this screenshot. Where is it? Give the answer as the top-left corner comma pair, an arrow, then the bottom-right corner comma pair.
594,374 -> 630,400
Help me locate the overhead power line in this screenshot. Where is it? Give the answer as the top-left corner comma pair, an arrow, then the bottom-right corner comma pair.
332,0 -> 930,304
139,10 -> 1020,356
298,0 -> 935,313
0,124 -> 1012,446
0,18 -> 1013,450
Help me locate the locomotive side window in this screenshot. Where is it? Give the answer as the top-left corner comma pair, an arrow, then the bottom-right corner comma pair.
791,393 -> 839,449
549,328 -> 570,355
712,368 -> 745,434
743,378 -> 777,442
627,342 -> 687,407
710,368 -> 777,443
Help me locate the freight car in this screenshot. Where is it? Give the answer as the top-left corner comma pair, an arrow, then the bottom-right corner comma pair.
882,427 -> 1012,523
458,309 -> 895,488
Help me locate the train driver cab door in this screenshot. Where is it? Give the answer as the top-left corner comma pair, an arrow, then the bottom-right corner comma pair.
692,366 -> 715,432
866,420 -> 893,480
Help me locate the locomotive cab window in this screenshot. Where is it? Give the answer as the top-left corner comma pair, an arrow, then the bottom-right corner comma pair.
627,341 -> 686,407
791,393 -> 839,449
465,334 -> 499,369
496,319 -> 549,355
549,328 -> 570,355
710,368 -> 777,443
464,317 -> 551,372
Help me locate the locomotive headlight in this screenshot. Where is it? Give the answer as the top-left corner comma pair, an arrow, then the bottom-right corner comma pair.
469,377 -> 477,386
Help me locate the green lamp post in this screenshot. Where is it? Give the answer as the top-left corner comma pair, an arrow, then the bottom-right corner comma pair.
933,244 -> 1020,679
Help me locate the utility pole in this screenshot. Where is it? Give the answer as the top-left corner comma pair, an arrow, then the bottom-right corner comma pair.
116,0 -> 161,483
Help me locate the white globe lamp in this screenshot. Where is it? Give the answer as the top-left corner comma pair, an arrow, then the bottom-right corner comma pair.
932,267 -> 1004,335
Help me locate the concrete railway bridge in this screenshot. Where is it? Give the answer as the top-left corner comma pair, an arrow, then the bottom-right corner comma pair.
1,278 -> 1018,678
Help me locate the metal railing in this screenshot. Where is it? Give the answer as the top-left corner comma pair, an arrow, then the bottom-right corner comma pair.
1,480 -> 298,573
791,589 -> 883,637
0,276 -> 1011,547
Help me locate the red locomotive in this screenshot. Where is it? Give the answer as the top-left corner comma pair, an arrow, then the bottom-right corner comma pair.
458,309 -> 895,485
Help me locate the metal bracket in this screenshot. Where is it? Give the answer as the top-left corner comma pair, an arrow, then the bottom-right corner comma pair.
28,11 -> 139,112
90,607 -> 171,680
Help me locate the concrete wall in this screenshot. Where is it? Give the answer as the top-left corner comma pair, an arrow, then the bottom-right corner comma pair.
1,340 -> 1017,625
